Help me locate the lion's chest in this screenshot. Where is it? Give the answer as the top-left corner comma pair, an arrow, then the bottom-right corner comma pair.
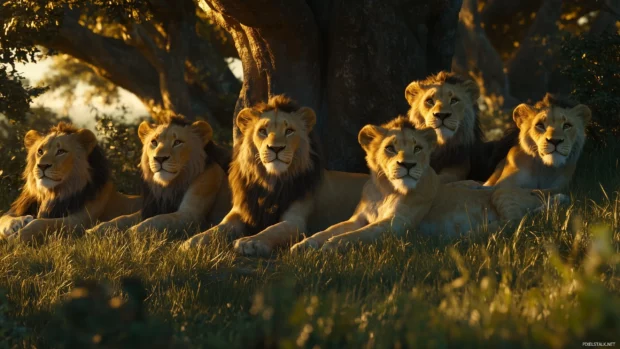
364,195 -> 402,224
514,164 -> 567,190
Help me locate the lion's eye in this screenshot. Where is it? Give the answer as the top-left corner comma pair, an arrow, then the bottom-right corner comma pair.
258,128 -> 268,136
151,139 -> 158,147
535,122 -> 545,130
37,148 -> 43,156
285,128 -> 295,136
450,98 -> 459,105
414,146 -> 422,153
425,98 -> 434,106
56,149 -> 67,156
563,123 -> 572,130
173,140 -> 184,147
385,145 -> 396,153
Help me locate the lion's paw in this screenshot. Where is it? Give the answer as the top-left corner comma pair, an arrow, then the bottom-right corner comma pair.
1,215 -> 34,237
233,237 -> 273,257
320,239 -> 342,253
179,232 -> 213,251
86,221 -> 118,236
290,238 -> 320,254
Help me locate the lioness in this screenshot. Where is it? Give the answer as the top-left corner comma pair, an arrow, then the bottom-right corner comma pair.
291,116 -> 558,252
181,95 -> 369,256
0,123 -> 140,242
405,71 -> 516,183
484,94 -> 591,190
87,117 -> 231,236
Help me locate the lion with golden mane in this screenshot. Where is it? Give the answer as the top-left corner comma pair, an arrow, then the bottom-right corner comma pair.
87,116 -> 231,236
181,95 -> 369,256
484,94 -> 590,190
405,71 -> 516,183
0,123 -> 140,242
291,117 -> 561,252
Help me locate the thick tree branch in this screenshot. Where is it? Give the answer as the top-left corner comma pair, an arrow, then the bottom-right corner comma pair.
44,10 -> 164,115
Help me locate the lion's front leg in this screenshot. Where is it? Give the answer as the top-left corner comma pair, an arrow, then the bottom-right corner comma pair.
179,211 -> 246,251
86,212 -> 141,236
234,197 -> 314,257
130,212 -> 202,236
290,216 -> 366,254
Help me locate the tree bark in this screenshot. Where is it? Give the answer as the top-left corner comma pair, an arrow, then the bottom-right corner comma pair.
41,4 -> 241,127
506,0 -> 564,102
452,0 -> 518,109
200,0 -> 463,172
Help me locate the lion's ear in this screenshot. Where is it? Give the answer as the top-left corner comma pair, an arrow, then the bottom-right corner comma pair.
358,125 -> 386,152
405,81 -> 423,106
236,108 -> 260,135
138,121 -> 155,144
513,104 -> 534,129
572,104 -> 592,124
420,128 -> 438,151
24,130 -> 42,150
297,107 -> 317,133
460,79 -> 481,102
75,129 -> 98,153
191,120 -> 213,145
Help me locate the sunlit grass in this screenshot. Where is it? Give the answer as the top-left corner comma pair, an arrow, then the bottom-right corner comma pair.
1,139 -> 619,348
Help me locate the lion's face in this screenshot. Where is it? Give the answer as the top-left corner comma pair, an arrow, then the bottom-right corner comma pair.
514,103 -> 591,167
359,122 -> 437,194
24,128 -> 97,191
138,120 -> 213,186
405,74 -> 480,145
236,106 -> 316,176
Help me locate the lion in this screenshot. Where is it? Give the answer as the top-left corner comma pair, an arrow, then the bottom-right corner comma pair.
180,95 -> 369,256
405,71 -> 516,183
86,116 -> 231,236
290,116 -> 562,252
0,123 -> 141,242
484,94 -> 591,190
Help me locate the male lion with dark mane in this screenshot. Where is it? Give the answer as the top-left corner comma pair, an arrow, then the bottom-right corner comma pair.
405,71 -> 516,183
0,123 -> 140,242
181,95 -> 369,256
291,116 -> 561,252
484,94 -> 590,190
87,116 -> 231,236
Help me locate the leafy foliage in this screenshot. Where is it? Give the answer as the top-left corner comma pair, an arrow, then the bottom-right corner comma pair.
561,32 -> 620,142
0,66 -> 47,119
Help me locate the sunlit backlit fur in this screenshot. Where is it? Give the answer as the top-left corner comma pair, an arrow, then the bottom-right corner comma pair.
291,116 -> 560,252
0,123 -> 140,241
405,71 -> 515,183
87,116 -> 231,237
484,94 -> 591,190
181,95 -> 369,257
362,117 -> 437,195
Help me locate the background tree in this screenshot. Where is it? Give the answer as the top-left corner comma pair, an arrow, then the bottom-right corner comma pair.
1,0 -> 619,171
1,0 -> 241,128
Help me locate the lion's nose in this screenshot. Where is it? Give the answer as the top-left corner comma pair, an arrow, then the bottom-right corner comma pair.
433,112 -> 452,121
397,161 -> 417,170
267,145 -> 286,154
546,138 -> 564,146
37,164 -> 51,171
154,156 -> 170,164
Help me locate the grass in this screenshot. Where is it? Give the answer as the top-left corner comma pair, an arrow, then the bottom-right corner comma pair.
1,141 -> 619,348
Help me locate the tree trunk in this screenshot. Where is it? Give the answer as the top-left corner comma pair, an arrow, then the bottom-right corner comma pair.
506,0 -> 564,102
40,3 -> 241,127
452,0 -> 519,110
200,0 -> 463,172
